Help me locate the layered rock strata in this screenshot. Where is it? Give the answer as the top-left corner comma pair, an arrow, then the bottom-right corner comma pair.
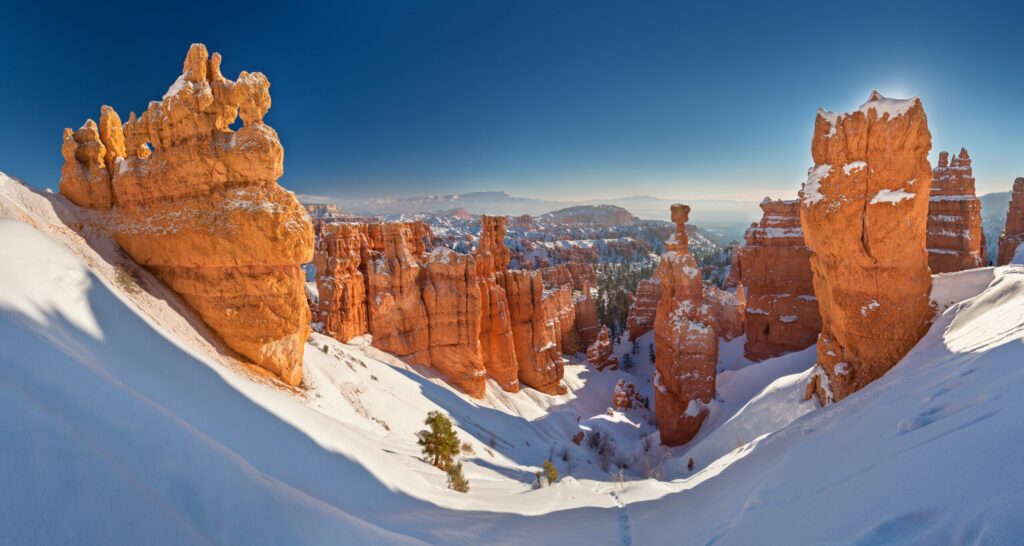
928,149 -> 985,273
626,278 -> 661,341
800,92 -> 934,404
586,325 -> 618,370
997,178 -> 1024,265
60,44 -> 313,385
654,204 -> 719,446
740,198 -> 821,360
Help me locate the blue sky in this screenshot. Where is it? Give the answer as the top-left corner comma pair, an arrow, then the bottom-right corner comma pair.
2,0 -> 1023,201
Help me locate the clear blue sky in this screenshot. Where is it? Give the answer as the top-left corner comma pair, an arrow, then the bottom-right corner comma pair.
2,0 -> 1023,201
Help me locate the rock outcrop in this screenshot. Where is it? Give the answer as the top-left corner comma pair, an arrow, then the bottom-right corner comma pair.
654,204 -> 719,446
573,287 -> 600,348
626,278 -> 661,341
704,284 -> 745,341
475,215 -> 520,392
60,44 -> 313,385
928,149 -> 985,273
313,223 -> 369,341
499,270 -> 568,394
722,242 -> 743,290
997,178 -> 1024,265
586,325 -> 618,370
613,379 -> 646,410
800,92 -> 934,404
740,198 -> 821,361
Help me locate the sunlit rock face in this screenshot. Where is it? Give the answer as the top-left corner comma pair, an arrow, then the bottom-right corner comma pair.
928,149 -> 985,273
314,222 -> 369,342
475,215 -> 520,392
498,270 -> 567,395
626,278 -> 661,341
704,283 -> 745,341
800,91 -> 934,405
60,43 -> 313,385
654,204 -> 718,446
997,178 -> 1024,265
740,198 -> 821,361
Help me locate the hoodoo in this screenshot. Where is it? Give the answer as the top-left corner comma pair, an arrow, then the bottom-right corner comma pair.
740,198 -> 821,360
928,149 -> 985,273
654,204 -> 719,446
59,44 -> 314,385
800,91 -> 934,404
997,178 -> 1024,265
626,278 -> 661,341
475,215 -> 521,391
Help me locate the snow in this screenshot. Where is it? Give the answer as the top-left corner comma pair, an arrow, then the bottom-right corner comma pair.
871,188 -> 915,205
162,74 -> 187,101
801,164 -> 831,205
857,92 -> 919,119
3,171 -> 1024,543
842,160 -> 866,175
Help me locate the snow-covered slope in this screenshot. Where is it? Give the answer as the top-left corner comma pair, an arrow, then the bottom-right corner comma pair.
3,172 -> 1024,544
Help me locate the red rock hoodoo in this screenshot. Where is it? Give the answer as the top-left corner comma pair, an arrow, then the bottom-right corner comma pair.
654,204 -> 719,446
800,92 -> 934,404
928,149 -> 985,273
499,270 -> 568,395
475,215 -> 521,392
740,198 -> 821,361
704,283 -> 745,341
613,379 -> 646,410
313,223 -> 369,341
60,44 -> 313,385
626,278 -> 661,341
997,178 -> 1024,265
586,325 -> 618,370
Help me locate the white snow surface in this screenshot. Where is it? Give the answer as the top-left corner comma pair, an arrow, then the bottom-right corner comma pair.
2,172 -> 1024,544
871,188 -> 916,205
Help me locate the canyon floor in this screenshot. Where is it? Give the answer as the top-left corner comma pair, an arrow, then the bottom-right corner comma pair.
2,172 -> 1023,544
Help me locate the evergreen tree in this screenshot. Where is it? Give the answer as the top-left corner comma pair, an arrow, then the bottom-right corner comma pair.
621,353 -> 634,372
648,344 -> 655,364
446,461 -> 470,493
417,411 -> 460,469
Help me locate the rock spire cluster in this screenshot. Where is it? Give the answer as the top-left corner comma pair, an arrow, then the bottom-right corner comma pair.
928,149 -> 986,273
997,178 -> 1024,265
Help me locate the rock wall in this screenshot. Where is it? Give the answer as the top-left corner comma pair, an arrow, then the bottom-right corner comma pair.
313,223 -> 369,341
997,178 -> 1024,265
928,149 -> 986,273
626,278 -> 661,341
475,215 -> 520,391
654,204 -> 719,446
60,44 -> 313,385
704,284 -> 745,341
740,198 -> 821,360
499,270 -> 568,395
800,92 -> 934,404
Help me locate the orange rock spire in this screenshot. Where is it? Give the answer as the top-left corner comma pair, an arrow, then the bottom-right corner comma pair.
928,148 -> 986,272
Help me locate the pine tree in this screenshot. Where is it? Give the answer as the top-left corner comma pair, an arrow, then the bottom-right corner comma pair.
621,353 -> 634,372
417,411 -> 460,469
446,461 -> 470,493
648,343 -> 655,364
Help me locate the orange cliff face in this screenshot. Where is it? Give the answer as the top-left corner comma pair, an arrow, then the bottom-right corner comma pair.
313,223 -> 369,341
928,149 -> 986,273
800,92 -> 934,404
997,178 -> 1024,265
498,269 -> 568,395
59,44 -> 313,386
626,278 -> 661,341
740,198 -> 821,361
475,215 -> 521,392
586,325 -> 618,370
654,204 -> 719,446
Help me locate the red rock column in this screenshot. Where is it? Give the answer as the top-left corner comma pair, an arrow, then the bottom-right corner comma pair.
740,198 -> 821,360
928,149 -> 985,272
586,325 -> 618,370
626,278 -> 661,341
654,204 -> 719,446
997,178 -> 1024,265
475,215 -> 521,392
499,270 -> 567,395
314,223 -> 370,341
800,92 -> 934,404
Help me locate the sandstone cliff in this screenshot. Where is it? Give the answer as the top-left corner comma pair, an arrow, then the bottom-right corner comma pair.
800,91 -> 934,404
928,149 -> 985,273
740,198 -> 821,361
60,44 -> 313,385
475,215 -> 520,391
586,325 -> 618,370
997,178 -> 1024,265
654,204 -> 718,446
626,278 -> 661,341
499,270 -> 568,395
